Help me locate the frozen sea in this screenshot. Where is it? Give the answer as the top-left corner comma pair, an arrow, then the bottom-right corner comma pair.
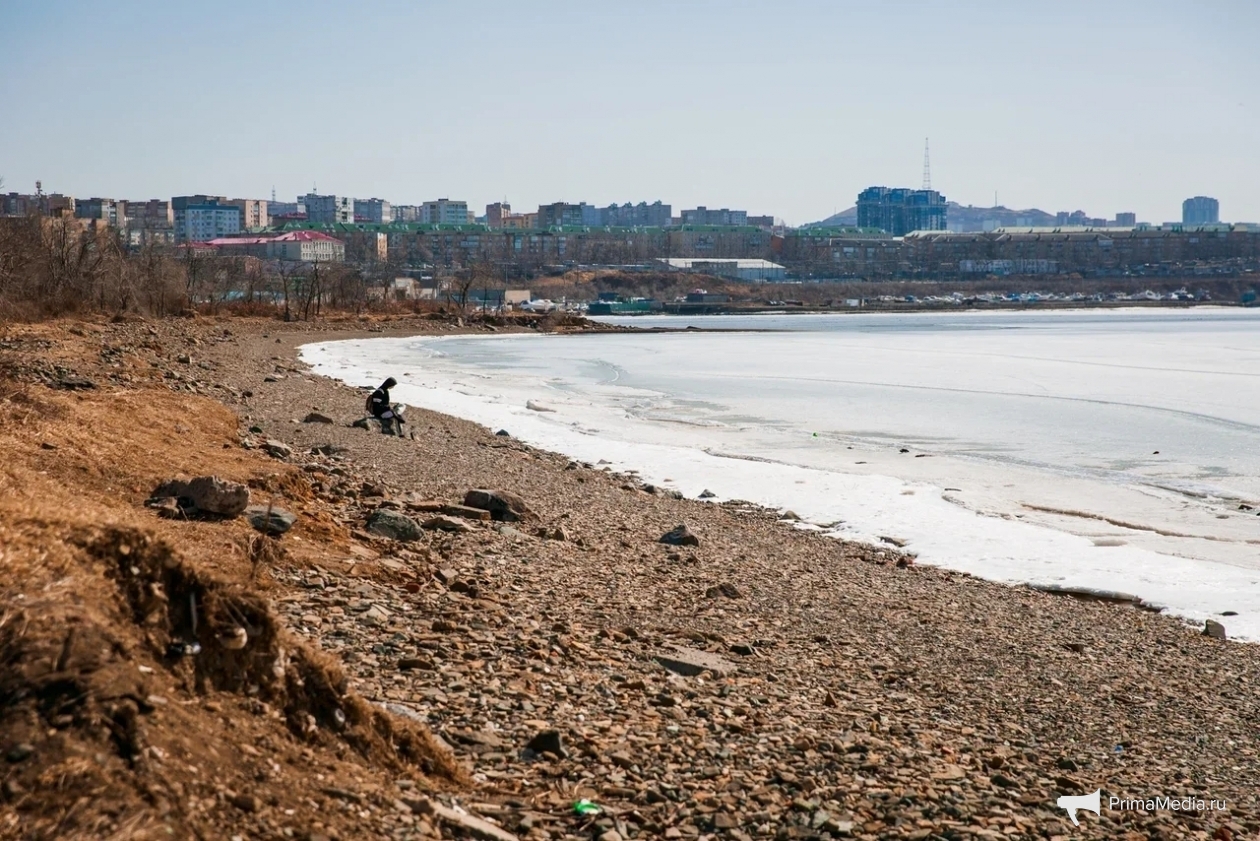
301,308 -> 1260,639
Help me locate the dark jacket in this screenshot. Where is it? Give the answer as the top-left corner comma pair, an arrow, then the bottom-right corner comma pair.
367,385 -> 390,417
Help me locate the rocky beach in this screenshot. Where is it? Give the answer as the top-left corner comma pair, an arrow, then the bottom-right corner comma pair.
1,313 -> 1257,841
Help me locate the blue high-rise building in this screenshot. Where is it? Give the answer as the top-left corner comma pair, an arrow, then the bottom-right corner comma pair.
1182,196 -> 1219,226
856,187 -> 947,235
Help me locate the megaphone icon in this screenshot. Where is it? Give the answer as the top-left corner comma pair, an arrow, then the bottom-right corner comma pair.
1056,789 -> 1101,826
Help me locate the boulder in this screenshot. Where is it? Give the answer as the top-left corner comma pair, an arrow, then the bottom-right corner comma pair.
303,412 -> 335,424
149,476 -> 250,517
525,729 -> 567,758
1204,619 -> 1227,640
366,509 -> 422,542
246,506 -> 296,536
262,439 -> 292,459
659,524 -> 700,547
464,489 -> 533,522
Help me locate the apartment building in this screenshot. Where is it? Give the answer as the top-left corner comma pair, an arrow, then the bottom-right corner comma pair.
485,202 -> 513,228
228,198 -> 269,229
269,201 -> 305,219
186,206 -> 240,241
355,198 -> 393,224
303,194 -> 355,224
536,202 -> 587,228
601,201 -> 672,228
420,198 -> 469,225
73,197 -> 123,226
856,188 -> 947,235
121,199 -> 175,245
184,204 -> 242,241
1183,196 -> 1220,226
680,207 -> 749,227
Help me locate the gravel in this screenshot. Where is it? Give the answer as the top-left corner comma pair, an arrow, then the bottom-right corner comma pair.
18,313 -> 1260,840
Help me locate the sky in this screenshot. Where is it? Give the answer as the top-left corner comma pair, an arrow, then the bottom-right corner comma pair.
1,0 -> 1257,226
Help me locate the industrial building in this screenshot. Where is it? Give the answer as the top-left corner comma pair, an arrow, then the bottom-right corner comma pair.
856,187 -> 947,235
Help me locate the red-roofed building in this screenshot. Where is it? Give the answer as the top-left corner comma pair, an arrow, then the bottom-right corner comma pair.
204,230 -> 345,263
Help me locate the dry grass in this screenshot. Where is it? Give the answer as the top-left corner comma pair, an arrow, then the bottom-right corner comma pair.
0,355 -> 465,838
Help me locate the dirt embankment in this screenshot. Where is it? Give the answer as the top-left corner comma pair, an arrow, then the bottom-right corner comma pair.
1,312 -> 1259,841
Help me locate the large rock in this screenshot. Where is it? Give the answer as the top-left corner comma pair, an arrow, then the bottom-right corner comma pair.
659,524 -> 700,547
524,729 -> 567,758
654,646 -> 735,677
366,509 -> 422,541
1204,619 -> 1227,640
463,489 -> 533,522
262,439 -> 292,459
422,515 -> 472,533
246,506 -> 296,536
149,476 -> 250,517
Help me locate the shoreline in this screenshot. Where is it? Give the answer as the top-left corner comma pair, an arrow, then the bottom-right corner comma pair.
302,316 -> 1260,642
588,300 -> 1245,319
3,312 -> 1259,838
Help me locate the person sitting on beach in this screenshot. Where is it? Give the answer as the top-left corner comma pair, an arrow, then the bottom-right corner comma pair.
366,377 -> 403,435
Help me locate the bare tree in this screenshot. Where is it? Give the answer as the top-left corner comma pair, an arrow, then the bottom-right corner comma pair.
446,267 -> 476,312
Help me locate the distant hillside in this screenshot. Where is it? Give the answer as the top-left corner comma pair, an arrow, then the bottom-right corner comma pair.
946,202 -> 1057,230
803,206 -> 857,228
803,202 -> 1062,232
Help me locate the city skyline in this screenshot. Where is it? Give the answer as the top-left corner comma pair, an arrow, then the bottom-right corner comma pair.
2,1 -> 1257,226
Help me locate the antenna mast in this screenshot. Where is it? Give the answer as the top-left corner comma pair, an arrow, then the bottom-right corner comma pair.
921,138 -> 931,191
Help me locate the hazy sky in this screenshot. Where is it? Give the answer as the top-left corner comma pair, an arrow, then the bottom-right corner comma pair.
2,1 -> 1257,225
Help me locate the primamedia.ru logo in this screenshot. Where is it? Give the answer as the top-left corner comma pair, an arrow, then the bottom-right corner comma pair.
1056,789 -> 1227,826
1110,795 -> 1227,813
